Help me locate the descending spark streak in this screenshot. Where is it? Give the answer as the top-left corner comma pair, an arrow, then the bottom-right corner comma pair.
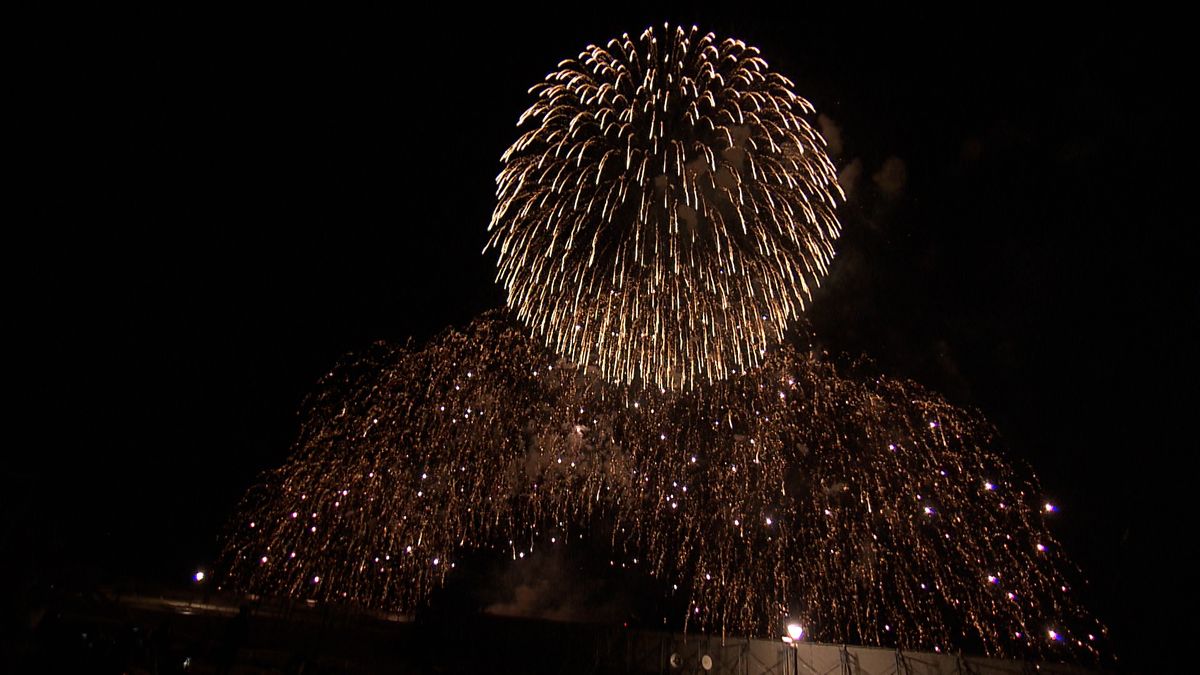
220,312 -> 1104,660
488,24 -> 843,391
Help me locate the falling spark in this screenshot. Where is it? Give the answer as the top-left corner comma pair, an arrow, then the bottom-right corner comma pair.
219,312 -> 1103,659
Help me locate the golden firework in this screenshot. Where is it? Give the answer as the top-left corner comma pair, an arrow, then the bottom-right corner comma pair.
489,24 -> 843,390
220,312 -> 1103,658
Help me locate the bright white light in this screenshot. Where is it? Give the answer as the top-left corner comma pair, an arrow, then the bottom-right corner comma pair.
193,571 -> 205,582
1048,629 -> 1060,641
1044,502 -> 1056,513
787,623 -> 804,641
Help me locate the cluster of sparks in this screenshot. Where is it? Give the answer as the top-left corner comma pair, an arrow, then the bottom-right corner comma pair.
220,312 -> 1103,659
220,24 -> 1104,664
489,24 -> 842,391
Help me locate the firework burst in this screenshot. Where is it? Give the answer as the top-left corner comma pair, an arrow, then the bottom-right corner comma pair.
488,24 -> 842,391
220,312 -> 1102,659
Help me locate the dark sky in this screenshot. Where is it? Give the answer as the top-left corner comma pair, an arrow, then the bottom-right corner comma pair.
14,6 -> 1192,670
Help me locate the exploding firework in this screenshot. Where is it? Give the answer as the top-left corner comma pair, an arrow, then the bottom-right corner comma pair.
488,24 -> 842,391
219,23 -> 1104,663
220,312 -> 1103,659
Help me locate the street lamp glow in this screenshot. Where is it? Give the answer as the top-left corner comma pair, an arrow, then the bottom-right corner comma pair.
193,571 -> 205,582
787,623 -> 804,641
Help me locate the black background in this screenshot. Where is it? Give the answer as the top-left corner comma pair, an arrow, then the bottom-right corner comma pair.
13,5 -> 1192,671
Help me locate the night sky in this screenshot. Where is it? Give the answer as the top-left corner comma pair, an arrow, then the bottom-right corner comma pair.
14,6 -> 1192,671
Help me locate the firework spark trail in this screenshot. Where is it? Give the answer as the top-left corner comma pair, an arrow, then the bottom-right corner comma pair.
220,312 -> 1103,659
488,24 -> 842,391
